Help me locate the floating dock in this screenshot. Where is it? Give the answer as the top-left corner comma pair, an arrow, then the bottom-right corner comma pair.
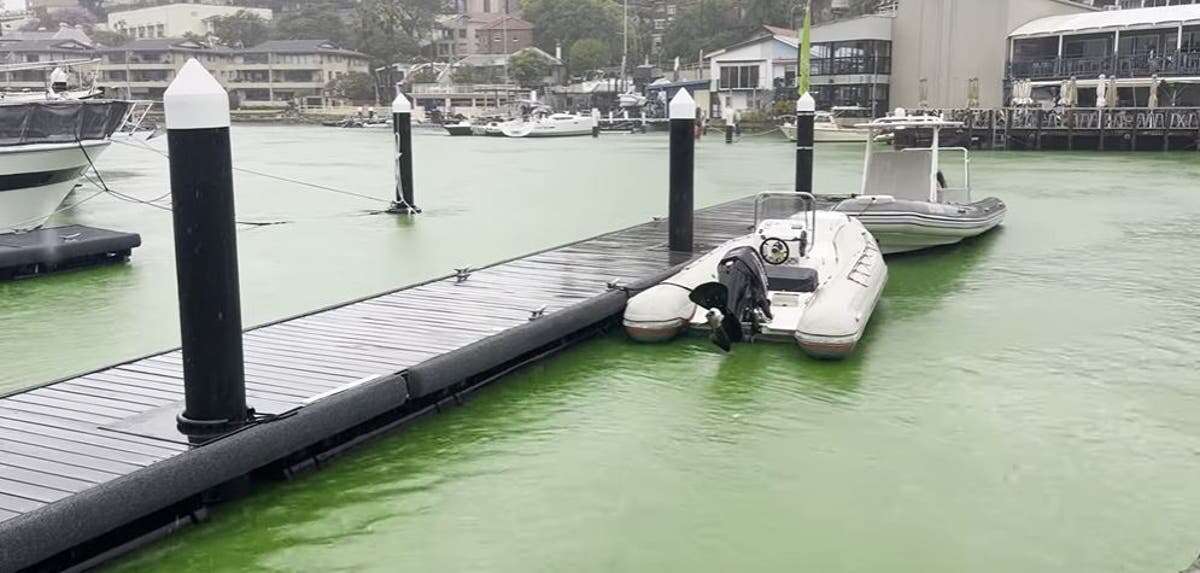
0,226 -> 141,281
0,197 -> 755,571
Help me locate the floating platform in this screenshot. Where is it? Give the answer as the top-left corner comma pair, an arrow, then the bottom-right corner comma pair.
0,225 -> 141,281
0,197 -> 756,571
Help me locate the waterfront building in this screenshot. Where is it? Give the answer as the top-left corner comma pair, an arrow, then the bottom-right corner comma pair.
477,16 -> 534,54
1007,4 -> 1200,106
228,40 -> 369,109
90,38 -> 367,107
0,37 -> 95,92
433,0 -> 523,58
707,0 -> 1100,115
706,16 -> 893,118
410,47 -> 563,116
105,3 -> 274,41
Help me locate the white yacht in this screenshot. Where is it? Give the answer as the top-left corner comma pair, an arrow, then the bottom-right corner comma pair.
0,99 -> 134,234
623,193 -> 887,359
501,111 -> 594,138
782,107 -> 876,143
826,112 -> 1007,254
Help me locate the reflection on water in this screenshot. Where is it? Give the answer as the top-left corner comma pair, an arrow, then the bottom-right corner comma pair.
4,128 -> 1199,572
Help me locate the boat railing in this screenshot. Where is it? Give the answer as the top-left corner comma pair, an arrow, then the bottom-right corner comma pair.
115,100 -> 157,136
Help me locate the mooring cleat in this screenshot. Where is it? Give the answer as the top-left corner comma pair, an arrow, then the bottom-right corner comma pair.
454,267 -> 473,283
529,306 -> 547,321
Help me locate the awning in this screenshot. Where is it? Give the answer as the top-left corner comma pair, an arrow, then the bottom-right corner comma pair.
1009,5 -> 1200,39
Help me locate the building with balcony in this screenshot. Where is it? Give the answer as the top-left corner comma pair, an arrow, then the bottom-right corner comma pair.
96,37 -> 232,101
477,16 -> 533,55
0,37 -> 95,92
707,16 -> 893,118
229,40 -> 369,108
105,3 -> 274,41
89,38 -> 367,107
1007,4 -> 1200,106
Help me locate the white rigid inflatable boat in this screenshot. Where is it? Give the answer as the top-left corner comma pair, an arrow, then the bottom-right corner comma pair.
828,112 -> 1006,254
623,193 -> 887,359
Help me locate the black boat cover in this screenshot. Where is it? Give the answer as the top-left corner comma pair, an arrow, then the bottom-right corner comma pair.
0,100 -> 131,146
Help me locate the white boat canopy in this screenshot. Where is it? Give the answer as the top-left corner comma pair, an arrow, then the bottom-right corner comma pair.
1009,5 -> 1200,39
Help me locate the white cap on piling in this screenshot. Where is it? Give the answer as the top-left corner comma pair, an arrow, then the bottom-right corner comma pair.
796,92 -> 816,113
392,91 -> 412,114
164,58 -> 229,130
669,89 -> 695,120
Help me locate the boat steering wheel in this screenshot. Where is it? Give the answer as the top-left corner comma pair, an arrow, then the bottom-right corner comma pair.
759,238 -> 789,265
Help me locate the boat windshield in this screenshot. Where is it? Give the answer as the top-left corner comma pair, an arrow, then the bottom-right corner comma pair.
754,192 -> 815,228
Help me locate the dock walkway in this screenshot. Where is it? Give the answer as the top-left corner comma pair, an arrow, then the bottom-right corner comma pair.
0,196 -> 757,571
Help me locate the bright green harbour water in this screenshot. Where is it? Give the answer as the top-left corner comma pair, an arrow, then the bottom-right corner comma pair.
1,126 -> 1198,571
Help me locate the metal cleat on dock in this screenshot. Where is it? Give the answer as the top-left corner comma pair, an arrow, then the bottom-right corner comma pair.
529,306 -> 547,321
454,266 -> 473,283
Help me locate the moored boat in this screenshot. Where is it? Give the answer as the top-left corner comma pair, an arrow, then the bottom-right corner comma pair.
0,99 -> 132,234
825,112 -> 1007,254
623,193 -> 887,359
444,120 -> 474,136
501,112 -> 594,138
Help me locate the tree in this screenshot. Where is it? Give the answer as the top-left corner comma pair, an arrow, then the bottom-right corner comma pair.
326,71 -> 375,102
567,38 -> 608,74
740,0 -> 792,29
521,0 -> 620,60
509,49 -> 551,88
353,0 -> 445,68
207,10 -> 271,48
661,0 -> 742,63
272,2 -> 349,45
90,29 -> 129,47
20,7 -> 96,31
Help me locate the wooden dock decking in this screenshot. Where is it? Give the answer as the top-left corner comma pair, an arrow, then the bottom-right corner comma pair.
0,196 -> 758,571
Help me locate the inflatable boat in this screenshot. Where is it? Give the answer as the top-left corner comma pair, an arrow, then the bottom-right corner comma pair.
828,113 -> 1006,254
623,193 -> 887,359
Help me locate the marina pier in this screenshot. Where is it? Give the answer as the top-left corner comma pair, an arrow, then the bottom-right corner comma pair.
896,107 -> 1200,151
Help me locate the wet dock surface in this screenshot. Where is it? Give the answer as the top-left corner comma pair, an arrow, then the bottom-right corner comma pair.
0,196 -> 756,571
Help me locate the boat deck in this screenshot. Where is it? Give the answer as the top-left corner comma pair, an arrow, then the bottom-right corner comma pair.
0,196 -> 757,571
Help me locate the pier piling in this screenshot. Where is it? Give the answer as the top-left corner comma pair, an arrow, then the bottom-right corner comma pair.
390,91 -> 419,214
795,92 -> 815,194
163,58 -> 249,436
668,89 -> 696,253
591,108 -> 600,137
724,109 -> 734,144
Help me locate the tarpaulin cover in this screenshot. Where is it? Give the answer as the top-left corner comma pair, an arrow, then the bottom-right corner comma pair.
0,100 -> 131,146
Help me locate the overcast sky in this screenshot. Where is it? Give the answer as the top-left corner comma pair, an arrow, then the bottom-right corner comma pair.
4,0 -> 25,12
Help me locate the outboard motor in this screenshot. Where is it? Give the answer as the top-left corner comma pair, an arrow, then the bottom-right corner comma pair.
688,246 -> 773,352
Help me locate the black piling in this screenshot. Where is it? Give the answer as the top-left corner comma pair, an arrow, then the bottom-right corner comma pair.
795,92 -> 815,194
390,91 -> 419,214
163,58 -> 248,436
668,90 -> 695,253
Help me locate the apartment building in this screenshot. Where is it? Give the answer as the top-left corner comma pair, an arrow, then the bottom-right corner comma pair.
105,3 -> 274,41
0,37 -> 95,92
90,38 -> 368,107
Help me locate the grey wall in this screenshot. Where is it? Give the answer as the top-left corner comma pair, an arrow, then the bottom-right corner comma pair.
890,0 -> 1093,109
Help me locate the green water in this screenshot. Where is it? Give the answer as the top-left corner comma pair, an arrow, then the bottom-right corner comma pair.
3,127 -> 1199,571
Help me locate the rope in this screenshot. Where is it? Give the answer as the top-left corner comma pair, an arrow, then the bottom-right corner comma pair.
76,139 -> 290,228
110,137 -> 393,206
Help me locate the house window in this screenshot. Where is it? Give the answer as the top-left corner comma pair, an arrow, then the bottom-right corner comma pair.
666,4 -> 675,15
494,33 -> 501,41
484,0 -> 491,11
459,29 -> 467,38
719,65 -> 759,90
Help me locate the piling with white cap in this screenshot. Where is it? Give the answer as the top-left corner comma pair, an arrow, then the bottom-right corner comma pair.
390,90 -> 419,214
591,107 -> 600,137
163,58 -> 248,436
795,92 -> 816,194
668,89 -> 696,252
724,107 -> 734,144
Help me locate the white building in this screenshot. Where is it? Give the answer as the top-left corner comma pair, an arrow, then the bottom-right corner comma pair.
106,4 -> 273,41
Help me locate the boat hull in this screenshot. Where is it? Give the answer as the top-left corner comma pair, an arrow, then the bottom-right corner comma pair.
502,116 -> 595,138
833,196 -> 1007,254
444,124 -> 474,136
0,141 -> 108,234
781,124 -> 870,143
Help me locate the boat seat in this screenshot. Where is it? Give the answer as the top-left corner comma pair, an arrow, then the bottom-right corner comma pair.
766,266 -> 818,293
864,150 -> 934,202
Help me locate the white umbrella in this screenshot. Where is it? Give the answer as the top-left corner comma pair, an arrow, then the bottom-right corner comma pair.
1108,76 -> 1119,108
1095,74 -> 1107,108
1148,75 -> 1161,109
